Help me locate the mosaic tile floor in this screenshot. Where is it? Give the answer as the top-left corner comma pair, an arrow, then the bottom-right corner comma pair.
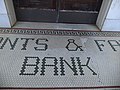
0,29 -> 120,89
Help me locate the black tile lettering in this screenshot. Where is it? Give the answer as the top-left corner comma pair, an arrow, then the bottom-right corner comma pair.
60,57 -> 78,76
34,38 -> 48,51
19,57 -> 40,75
0,37 -> 19,50
66,39 -> 83,51
21,38 -> 34,50
94,40 -> 105,51
77,57 -> 97,75
40,57 -> 58,76
108,40 -> 120,51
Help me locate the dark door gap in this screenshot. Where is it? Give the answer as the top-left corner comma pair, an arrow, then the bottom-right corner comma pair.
13,0 -> 103,24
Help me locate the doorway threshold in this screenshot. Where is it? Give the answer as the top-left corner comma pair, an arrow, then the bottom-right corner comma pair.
13,22 -> 100,31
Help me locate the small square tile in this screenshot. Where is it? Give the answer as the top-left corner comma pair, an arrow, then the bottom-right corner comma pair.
0,29 -> 120,89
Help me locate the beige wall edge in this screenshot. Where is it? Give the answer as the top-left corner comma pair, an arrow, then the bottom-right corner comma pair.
0,0 -> 16,28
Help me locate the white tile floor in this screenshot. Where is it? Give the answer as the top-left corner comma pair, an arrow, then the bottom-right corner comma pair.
0,30 -> 120,88
13,22 -> 100,31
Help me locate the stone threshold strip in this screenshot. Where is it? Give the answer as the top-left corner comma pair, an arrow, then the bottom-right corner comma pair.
0,28 -> 120,37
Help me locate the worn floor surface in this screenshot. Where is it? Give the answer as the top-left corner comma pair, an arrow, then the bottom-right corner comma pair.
0,29 -> 120,89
